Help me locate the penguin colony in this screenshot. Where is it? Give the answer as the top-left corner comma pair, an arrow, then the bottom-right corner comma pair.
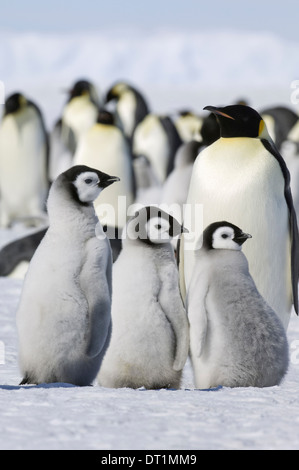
0,78 -> 298,390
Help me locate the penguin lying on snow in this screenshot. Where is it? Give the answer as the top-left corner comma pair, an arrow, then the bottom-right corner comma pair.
16,165 -> 119,386
0,92 -> 49,228
181,104 -> 299,331
98,206 -> 189,390
188,221 -> 289,389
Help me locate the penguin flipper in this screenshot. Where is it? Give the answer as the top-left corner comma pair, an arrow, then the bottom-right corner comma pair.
160,116 -> 183,177
157,263 -> 189,371
187,278 -> 209,358
81,238 -> 112,358
0,227 -> 48,276
262,138 -> 299,314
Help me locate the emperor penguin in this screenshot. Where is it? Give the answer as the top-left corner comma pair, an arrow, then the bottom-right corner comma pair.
16,165 -> 120,386
105,81 -> 149,143
132,113 -> 182,184
174,110 -> 203,143
181,104 -> 299,331
188,221 -> 289,389
60,79 -> 100,147
98,206 -> 189,390
73,110 -> 136,259
260,105 -> 298,151
0,92 -> 49,228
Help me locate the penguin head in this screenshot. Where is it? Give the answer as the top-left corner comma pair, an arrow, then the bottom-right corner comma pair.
125,206 -> 187,246
60,165 -> 120,206
105,82 -> 131,102
203,104 -> 270,140
96,110 -> 115,126
4,93 -> 28,116
203,221 -> 252,251
67,79 -> 99,105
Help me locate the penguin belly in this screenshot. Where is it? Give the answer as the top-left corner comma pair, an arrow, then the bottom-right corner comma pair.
0,112 -> 48,226
184,137 -> 291,329
133,115 -> 169,184
98,249 -> 181,389
74,126 -> 134,230
16,232 -> 109,385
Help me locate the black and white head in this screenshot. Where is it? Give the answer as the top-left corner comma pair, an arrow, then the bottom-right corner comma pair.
126,206 -> 187,246
66,79 -> 100,107
60,165 -> 120,206
202,221 -> 252,251
4,92 -> 42,118
203,104 -> 270,140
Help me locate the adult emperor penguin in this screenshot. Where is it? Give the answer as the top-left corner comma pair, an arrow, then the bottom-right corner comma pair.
188,221 -> 289,389
0,92 -> 49,227
16,165 -> 120,385
132,113 -> 182,184
98,206 -> 189,390
73,110 -> 135,259
181,104 -> 299,331
260,105 -> 298,151
105,81 -> 149,143
61,79 -> 100,147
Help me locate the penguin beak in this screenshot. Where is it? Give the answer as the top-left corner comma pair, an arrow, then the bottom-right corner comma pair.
99,176 -> 120,188
233,232 -> 252,245
204,106 -> 235,120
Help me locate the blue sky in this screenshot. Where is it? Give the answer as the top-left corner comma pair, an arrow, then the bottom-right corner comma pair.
0,0 -> 298,41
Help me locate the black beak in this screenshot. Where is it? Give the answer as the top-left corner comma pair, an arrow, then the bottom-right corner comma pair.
204,105 -> 235,120
233,232 -> 252,245
99,175 -> 120,188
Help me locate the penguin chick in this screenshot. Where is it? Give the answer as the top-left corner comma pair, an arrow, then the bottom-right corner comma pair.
0,92 -> 49,228
16,165 -> 120,386
98,206 -> 189,390
188,221 -> 289,389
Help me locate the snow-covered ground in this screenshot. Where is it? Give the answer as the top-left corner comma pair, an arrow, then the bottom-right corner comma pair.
1,29 -> 299,450
0,274 -> 299,450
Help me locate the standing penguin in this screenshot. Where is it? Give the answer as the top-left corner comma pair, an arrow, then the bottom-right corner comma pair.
98,206 -> 189,390
188,221 -> 289,389
105,81 -> 149,143
132,113 -> 182,184
260,105 -> 298,151
181,104 -> 299,330
73,110 -> 136,259
0,92 -> 49,227
62,79 -> 100,145
16,165 -> 120,386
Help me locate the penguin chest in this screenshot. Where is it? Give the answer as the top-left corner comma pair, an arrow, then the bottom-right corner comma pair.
189,137 -> 288,233
117,92 -> 136,137
0,113 -> 47,201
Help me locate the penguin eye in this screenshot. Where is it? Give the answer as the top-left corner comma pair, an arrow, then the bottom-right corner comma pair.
155,224 -> 162,230
85,178 -> 93,185
222,233 -> 229,239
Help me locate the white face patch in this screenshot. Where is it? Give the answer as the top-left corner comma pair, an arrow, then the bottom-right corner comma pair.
74,171 -> 102,203
212,226 -> 242,251
146,216 -> 171,244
